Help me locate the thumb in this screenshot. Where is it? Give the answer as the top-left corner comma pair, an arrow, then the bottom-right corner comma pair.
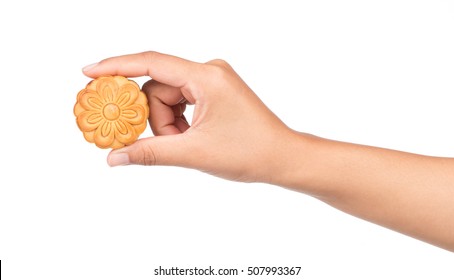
107,134 -> 192,167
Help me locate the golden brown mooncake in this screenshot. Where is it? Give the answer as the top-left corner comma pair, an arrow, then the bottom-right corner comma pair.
74,76 -> 149,149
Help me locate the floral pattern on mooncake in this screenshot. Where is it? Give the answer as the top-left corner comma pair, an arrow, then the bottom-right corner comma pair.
74,76 -> 149,149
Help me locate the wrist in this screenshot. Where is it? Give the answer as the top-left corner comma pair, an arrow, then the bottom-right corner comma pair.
262,130 -> 324,195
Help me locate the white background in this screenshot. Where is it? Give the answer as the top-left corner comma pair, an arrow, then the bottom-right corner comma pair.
1,0 -> 453,279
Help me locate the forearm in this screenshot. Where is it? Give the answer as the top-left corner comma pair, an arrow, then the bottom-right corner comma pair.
86,52 -> 453,251
275,132 -> 454,251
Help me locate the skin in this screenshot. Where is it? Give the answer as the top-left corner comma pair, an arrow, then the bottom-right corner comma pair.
83,51 -> 454,252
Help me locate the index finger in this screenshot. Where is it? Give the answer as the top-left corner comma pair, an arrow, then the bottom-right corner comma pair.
82,51 -> 199,88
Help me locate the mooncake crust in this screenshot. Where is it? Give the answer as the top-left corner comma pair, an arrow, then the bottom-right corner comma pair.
74,76 -> 149,149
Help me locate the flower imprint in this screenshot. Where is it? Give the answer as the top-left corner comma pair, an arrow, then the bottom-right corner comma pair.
74,76 -> 149,149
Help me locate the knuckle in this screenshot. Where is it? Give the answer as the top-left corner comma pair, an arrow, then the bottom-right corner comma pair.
204,62 -> 231,81
206,58 -> 230,67
141,79 -> 158,95
140,51 -> 157,63
137,142 -> 157,166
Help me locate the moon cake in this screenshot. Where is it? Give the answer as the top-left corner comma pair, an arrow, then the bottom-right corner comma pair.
74,76 -> 149,149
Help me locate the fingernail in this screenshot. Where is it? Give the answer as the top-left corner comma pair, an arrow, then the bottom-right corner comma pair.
82,62 -> 98,72
108,153 -> 130,167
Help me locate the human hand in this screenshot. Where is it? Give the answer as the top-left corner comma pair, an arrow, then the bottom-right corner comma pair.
83,52 -> 454,251
83,51 -> 297,183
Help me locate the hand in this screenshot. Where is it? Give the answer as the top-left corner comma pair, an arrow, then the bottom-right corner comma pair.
83,51 -> 454,251
83,51 -> 295,183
